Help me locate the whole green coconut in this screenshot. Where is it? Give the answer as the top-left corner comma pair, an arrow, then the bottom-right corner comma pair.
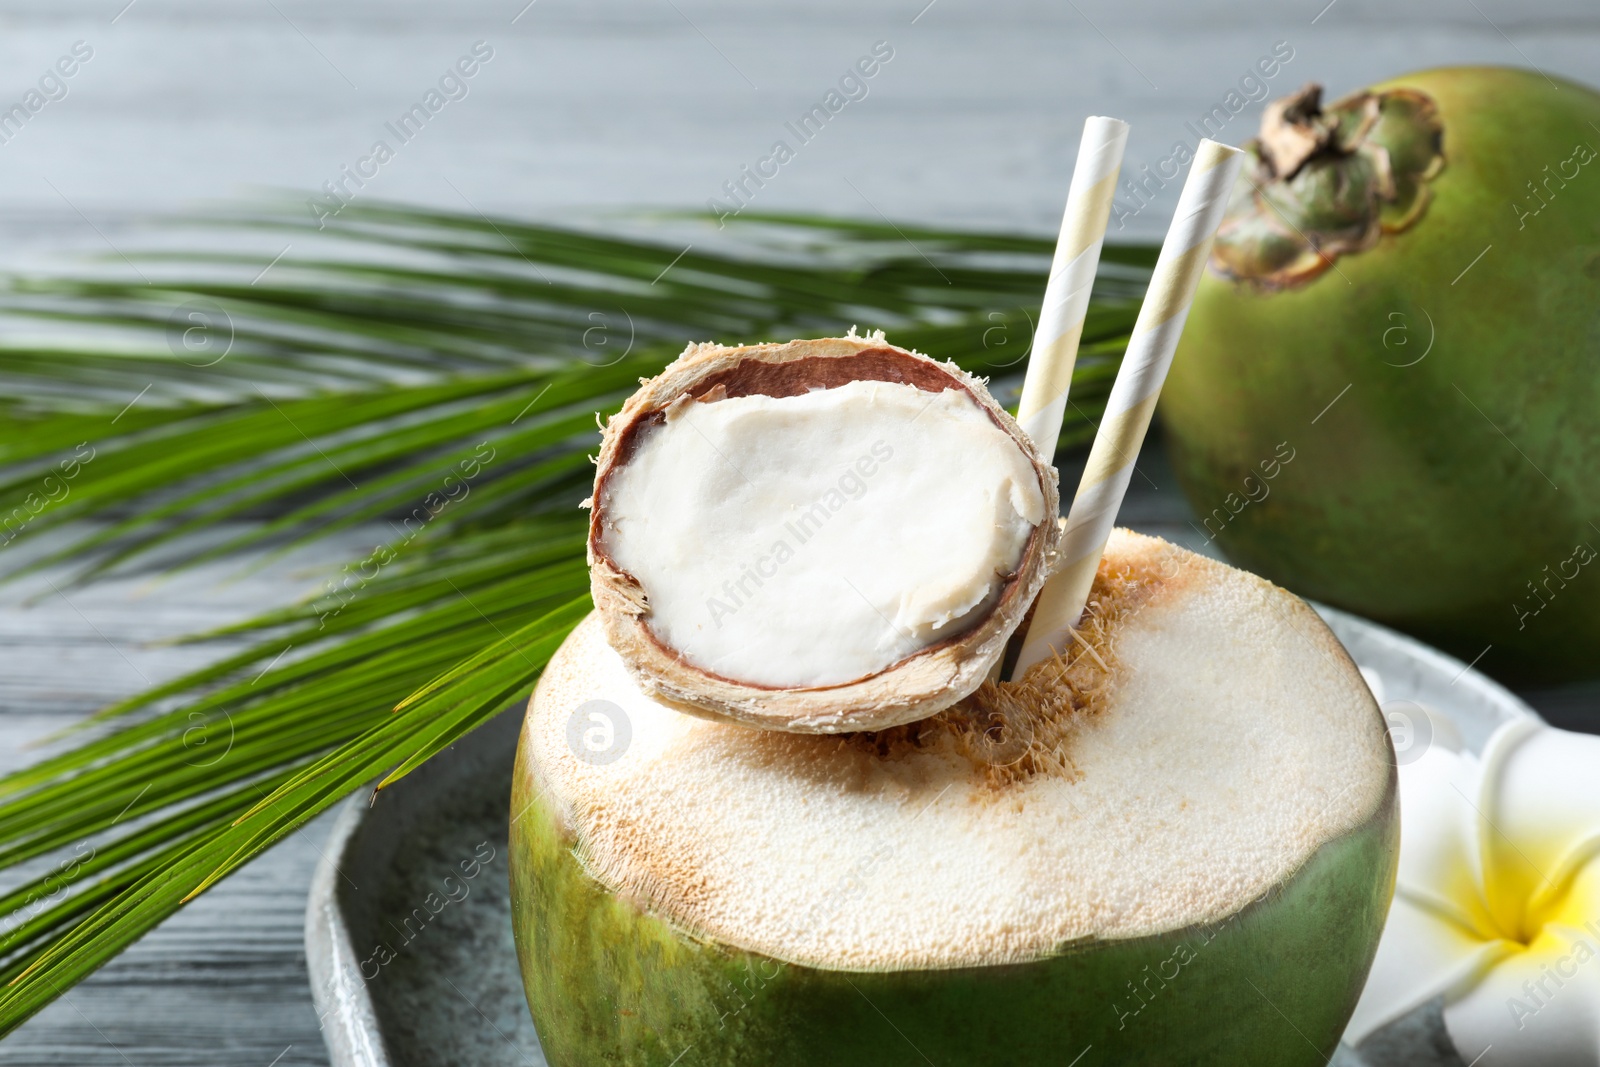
1162,66 -> 1600,683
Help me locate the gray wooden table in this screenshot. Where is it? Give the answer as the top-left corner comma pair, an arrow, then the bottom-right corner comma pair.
2,1 -> 1598,1063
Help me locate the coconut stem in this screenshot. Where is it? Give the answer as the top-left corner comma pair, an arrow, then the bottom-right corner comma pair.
1208,82 -> 1446,289
1258,83 -> 1337,178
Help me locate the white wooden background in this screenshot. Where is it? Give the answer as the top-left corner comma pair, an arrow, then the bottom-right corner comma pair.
2,1 -> 1598,1063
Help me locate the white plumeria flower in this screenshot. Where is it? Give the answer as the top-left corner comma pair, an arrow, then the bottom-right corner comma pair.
1346,713 -> 1600,1064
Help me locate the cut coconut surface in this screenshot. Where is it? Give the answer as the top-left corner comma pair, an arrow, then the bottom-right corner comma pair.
588,332 -> 1059,733
526,529 -> 1394,972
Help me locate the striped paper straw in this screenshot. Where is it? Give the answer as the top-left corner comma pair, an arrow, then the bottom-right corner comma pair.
1015,116 -> 1130,456
1011,139 -> 1245,679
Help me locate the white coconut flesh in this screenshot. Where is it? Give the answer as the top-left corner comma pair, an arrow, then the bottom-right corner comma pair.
597,378 -> 1046,688
526,530 -> 1392,971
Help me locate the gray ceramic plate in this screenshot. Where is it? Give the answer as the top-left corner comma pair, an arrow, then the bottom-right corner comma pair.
305,606 -> 1538,1067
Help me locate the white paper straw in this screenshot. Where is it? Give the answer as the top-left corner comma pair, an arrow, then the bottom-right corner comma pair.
1015,116 -> 1130,457
1011,139 -> 1245,679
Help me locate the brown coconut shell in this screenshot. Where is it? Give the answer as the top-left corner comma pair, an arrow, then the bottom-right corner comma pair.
587,333 -> 1061,733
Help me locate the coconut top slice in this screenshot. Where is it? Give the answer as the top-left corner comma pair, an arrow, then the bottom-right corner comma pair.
587,333 -> 1059,733
526,530 -> 1394,971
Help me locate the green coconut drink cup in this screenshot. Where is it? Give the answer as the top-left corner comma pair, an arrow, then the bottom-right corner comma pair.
1163,66 -> 1600,683
510,532 -> 1399,1066
511,758 -> 1395,1065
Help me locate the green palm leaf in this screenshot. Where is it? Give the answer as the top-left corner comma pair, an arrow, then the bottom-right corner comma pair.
0,200 -> 1154,1034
